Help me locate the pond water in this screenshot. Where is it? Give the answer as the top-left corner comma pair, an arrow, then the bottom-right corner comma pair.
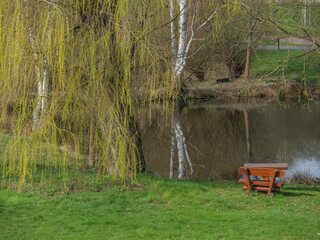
140,101 -> 320,180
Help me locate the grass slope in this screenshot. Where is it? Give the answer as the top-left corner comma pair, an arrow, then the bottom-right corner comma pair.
0,174 -> 319,239
250,50 -> 320,83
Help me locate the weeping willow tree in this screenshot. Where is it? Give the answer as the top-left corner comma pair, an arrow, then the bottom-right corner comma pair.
0,0 -> 176,186
0,0 -> 242,186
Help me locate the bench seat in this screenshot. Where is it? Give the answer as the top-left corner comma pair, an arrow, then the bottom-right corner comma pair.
238,178 -> 284,188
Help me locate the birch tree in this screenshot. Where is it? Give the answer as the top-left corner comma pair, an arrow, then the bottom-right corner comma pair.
23,0 -> 51,131
169,0 -> 240,179
169,0 -> 190,179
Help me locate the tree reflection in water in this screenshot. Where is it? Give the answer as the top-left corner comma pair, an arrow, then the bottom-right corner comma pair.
139,102 -> 320,180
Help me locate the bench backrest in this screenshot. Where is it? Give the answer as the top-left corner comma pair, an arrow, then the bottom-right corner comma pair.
244,163 -> 288,170
238,167 -> 284,177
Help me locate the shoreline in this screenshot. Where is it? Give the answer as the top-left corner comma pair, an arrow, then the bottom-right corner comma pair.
181,79 -> 320,102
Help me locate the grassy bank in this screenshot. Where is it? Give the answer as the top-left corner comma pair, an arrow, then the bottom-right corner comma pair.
183,49 -> 320,101
250,50 -> 320,83
1,174 -> 319,239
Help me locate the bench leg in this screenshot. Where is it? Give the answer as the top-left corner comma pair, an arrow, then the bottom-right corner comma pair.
244,168 -> 251,194
268,170 -> 278,195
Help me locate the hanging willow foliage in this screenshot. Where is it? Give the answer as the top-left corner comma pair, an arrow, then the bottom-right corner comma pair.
0,0 -> 240,187
0,0 -> 176,187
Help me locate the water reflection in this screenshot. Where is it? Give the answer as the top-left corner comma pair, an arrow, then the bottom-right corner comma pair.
169,103 -> 193,179
287,158 -> 320,179
139,102 -> 320,180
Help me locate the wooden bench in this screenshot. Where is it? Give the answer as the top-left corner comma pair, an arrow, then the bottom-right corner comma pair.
238,163 -> 288,195
243,163 -> 288,170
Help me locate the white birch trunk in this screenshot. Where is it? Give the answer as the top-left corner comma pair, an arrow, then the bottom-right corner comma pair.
32,65 -> 41,130
302,1 -> 307,27
33,63 -> 49,131
175,120 -> 186,179
169,0 -> 192,179
23,0 -> 50,131
171,108 -> 194,180
169,125 -> 176,178
175,0 -> 188,78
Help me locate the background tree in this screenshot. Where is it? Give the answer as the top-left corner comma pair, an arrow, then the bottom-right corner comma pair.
243,0 -> 264,79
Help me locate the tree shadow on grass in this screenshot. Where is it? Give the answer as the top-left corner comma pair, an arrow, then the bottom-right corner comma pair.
280,191 -> 315,197
280,185 -> 320,197
284,185 -> 320,192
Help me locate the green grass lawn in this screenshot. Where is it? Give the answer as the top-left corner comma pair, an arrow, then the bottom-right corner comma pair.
250,50 -> 320,83
0,174 -> 319,239
272,2 -> 320,35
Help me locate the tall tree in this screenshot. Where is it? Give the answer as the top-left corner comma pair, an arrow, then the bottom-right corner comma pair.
168,0 -> 240,179
1,0 -> 174,184
243,0 -> 263,79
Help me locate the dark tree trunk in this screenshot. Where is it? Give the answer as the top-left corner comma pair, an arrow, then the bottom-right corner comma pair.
129,114 -> 146,172
243,110 -> 253,162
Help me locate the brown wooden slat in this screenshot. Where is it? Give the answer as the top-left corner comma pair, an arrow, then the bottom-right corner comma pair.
239,179 -> 284,187
238,167 -> 284,177
244,163 -> 288,170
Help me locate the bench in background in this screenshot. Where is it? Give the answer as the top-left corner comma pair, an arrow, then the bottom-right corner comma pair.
238,163 -> 288,195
